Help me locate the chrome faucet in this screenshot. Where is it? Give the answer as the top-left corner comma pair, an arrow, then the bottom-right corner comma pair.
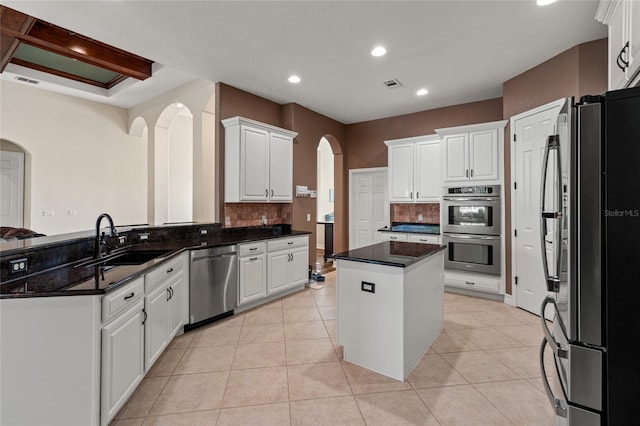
94,213 -> 118,258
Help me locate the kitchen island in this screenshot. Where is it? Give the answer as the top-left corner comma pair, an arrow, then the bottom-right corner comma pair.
332,241 -> 446,381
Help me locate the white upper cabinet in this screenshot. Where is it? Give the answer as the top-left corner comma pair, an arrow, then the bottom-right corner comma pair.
385,135 -> 440,203
597,0 -> 640,90
436,120 -> 507,184
223,116 -> 297,202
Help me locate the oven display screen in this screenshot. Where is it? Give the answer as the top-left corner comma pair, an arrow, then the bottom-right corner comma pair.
449,242 -> 493,266
448,206 -> 493,227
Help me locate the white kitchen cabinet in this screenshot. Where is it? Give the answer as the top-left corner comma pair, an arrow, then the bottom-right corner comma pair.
597,0 -> 640,90
385,135 -> 440,202
238,241 -> 267,306
143,252 -> 187,371
407,234 -> 441,244
379,232 -> 441,244
222,116 -> 298,203
101,298 -> 145,426
379,232 -> 408,242
436,120 -> 507,184
444,271 -> 500,294
267,236 -> 309,295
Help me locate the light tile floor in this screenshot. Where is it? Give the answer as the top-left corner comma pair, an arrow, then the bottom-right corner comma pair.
112,271 -> 556,426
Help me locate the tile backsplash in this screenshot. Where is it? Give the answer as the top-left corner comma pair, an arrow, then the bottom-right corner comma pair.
391,203 -> 440,224
224,203 -> 292,228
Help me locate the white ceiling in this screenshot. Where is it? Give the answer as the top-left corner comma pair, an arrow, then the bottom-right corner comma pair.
3,1 -> 607,124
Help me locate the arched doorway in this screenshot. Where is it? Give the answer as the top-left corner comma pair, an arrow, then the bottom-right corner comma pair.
315,137 -> 335,272
0,139 -> 28,228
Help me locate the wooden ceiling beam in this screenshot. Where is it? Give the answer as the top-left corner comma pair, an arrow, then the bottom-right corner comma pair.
0,6 -> 36,72
0,5 -> 152,81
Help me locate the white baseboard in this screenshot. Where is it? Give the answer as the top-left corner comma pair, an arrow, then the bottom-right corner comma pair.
504,293 -> 516,307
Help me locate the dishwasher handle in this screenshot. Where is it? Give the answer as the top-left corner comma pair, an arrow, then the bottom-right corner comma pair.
192,252 -> 237,262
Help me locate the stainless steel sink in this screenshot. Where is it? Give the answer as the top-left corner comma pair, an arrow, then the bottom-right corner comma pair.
75,250 -> 171,268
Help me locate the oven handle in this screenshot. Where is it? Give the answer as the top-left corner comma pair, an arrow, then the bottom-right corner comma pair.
442,197 -> 498,202
444,233 -> 500,240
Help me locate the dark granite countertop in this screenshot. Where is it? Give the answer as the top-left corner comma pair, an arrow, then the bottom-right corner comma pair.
331,241 -> 446,268
378,222 -> 440,235
1,226 -> 310,298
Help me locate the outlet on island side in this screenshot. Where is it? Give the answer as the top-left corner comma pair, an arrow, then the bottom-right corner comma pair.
9,258 -> 28,274
361,281 -> 375,293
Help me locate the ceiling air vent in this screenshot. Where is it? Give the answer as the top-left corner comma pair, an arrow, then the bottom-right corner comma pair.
382,78 -> 402,88
14,76 -> 39,85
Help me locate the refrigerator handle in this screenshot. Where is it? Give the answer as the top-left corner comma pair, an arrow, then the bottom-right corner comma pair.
539,134 -> 563,292
539,337 -> 568,418
540,296 -> 568,359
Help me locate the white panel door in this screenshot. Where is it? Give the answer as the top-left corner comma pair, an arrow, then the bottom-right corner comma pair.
269,133 -> 293,201
290,246 -> 309,286
443,134 -> 468,181
167,276 -> 184,339
144,285 -> 169,370
415,140 -> 440,201
388,144 -> 414,201
470,129 -> 499,180
349,169 -> 389,249
241,126 -> 269,200
513,101 -> 562,316
0,151 -> 24,228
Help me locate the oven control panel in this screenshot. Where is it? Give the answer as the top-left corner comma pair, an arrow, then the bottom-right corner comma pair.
444,185 -> 500,196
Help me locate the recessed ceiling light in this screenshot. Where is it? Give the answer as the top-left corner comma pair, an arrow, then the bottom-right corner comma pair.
536,0 -> 557,5
371,46 -> 387,57
416,88 -> 429,96
288,75 -> 301,83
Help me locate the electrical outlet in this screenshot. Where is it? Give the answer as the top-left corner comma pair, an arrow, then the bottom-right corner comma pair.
200,229 -> 208,235
418,213 -> 423,222
225,216 -> 231,226
361,281 -> 375,293
42,210 -> 54,216
307,213 -> 311,221
9,258 -> 28,273
68,209 -> 78,216
261,215 -> 267,225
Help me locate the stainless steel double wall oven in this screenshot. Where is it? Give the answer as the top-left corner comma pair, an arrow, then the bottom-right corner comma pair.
442,185 -> 501,275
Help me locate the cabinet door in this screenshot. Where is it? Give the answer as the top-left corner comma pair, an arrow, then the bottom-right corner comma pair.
167,274 -> 185,340
443,134 -> 469,181
415,140 -> 440,201
269,133 -> 293,201
629,0 -> 640,80
469,129 -> 499,181
144,284 -> 169,371
609,0 -> 628,89
241,125 -> 270,200
290,247 -> 309,286
388,143 -> 415,202
239,255 -> 266,305
267,250 -> 290,294
101,300 -> 145,425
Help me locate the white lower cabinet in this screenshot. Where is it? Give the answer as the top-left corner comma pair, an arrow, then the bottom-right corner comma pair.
238,242 -> 267,305
444,271 -> 500,294
101,298 -> 145,426
144,252 -> 188,371
379,232 -> 441,244
238,235 -> 309,308
267,236 -> 309,295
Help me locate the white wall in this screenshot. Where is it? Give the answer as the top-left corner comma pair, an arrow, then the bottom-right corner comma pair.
317,138 -> 334,221
0,81 -> 147,235
167,112 -> 193,223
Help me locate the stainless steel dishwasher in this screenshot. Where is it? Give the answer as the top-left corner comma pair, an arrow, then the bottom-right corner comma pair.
189,245 -> 237,327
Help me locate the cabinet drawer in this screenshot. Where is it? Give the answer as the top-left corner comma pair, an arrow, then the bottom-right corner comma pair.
145,255 -> 184,292
102,277 -> 144,323
407,234 -> 440,244
445,275 -> 500,293
239,241 -> 267,257
379,232 -> 408,242
267,236 -> 307,251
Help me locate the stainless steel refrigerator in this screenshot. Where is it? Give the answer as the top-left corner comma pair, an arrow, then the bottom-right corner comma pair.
539,86 -> 640,425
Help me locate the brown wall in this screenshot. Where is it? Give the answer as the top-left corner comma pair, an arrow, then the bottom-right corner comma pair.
502,38 -> 607,295
344,98 -> 504,170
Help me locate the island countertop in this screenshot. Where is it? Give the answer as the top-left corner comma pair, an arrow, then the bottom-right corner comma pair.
331,241 -> 446,268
